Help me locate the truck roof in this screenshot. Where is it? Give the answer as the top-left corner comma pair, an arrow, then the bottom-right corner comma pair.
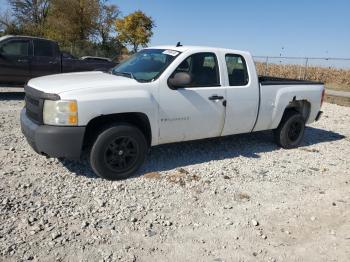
147,45 -> 250,56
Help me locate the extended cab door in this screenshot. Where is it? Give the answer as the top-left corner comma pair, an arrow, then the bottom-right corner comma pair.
31,39 -> 61,78
158,52 -> 226,144
0,38 -> 31,85
220,53 -> 260,135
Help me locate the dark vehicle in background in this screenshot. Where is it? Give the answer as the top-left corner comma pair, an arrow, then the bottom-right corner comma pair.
0,35 -> 117,86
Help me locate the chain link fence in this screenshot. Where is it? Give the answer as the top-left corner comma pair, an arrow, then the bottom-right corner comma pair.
253,56 -> 350,91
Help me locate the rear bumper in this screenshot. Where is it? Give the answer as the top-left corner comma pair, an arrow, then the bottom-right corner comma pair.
20,109 -> 85,159
315,111 -> 323,122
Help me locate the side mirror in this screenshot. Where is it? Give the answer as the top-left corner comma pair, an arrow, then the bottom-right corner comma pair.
168,72 -> 192,89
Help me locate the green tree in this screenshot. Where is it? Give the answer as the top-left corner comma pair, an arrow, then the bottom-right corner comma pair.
7,0 -> 51,36
96,0 -> 120,46
115,10 -> 155,53
46,0 -> 99,44
92,0 -> 124,57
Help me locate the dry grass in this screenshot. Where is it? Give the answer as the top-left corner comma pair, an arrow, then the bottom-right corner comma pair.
256,63 -> 350,91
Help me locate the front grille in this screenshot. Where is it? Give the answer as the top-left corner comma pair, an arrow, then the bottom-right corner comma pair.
25,92 -> 44,124
24,85 -> 60,125
26,95 -> 39,106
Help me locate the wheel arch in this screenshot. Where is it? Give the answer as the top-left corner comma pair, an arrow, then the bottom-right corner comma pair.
271,98 -> 311,130
283,99 -> 311,122
83,112 -> 152,149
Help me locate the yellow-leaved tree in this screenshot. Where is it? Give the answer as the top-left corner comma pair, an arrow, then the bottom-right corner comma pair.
115,11 -> 155,53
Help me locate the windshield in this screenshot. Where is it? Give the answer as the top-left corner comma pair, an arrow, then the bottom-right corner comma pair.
112,49 -> 180,82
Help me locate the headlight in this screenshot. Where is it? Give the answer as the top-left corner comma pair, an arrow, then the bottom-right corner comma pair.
43,100 -> 78,126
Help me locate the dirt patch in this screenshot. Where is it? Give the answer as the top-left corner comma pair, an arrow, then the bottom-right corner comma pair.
325,94 -> 350,107
143,172 -> 161,179
166,168 -> 200,186
234,192 -> 251,202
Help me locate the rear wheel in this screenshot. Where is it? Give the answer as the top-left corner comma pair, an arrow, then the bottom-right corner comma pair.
273,110 -> 305,149
90,124 -> 148,180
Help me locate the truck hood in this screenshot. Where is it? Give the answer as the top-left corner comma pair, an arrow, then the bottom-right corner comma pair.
27,71 -> 138,94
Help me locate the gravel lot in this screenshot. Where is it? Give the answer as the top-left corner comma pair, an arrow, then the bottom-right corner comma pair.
0,89 -> 349,262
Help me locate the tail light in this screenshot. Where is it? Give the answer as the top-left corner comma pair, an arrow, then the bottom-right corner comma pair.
320,89 -> 325,107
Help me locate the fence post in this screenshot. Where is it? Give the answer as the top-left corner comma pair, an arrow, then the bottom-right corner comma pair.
298,63 -> 303,80
265,56 -> 269,76
303,57 -> 309,80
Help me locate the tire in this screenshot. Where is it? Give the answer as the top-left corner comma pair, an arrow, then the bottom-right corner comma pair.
90,124 -> 148,180
273,110 -> 305,149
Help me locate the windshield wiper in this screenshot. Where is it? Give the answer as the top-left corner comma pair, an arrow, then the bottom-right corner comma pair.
113,71 -> 135,79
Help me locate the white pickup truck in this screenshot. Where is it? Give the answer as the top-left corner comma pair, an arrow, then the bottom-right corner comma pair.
21,45 -> 325,180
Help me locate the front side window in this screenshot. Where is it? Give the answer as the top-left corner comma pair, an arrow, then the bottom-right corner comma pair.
172,52 -> 220,87
0,40 -> 29,56
112,49 -> 180,82
225,54 -> 249,86
34,40 -> 54,57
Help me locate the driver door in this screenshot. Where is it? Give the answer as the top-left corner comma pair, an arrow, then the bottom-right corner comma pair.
158,52 -> 226,144
0,38 -> 31,85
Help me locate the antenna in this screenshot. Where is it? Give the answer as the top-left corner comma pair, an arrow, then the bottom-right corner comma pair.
176,42 -> 182,47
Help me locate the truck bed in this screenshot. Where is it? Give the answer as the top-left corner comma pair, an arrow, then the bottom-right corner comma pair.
259,76 -> 323,86
253,75 -> 324,133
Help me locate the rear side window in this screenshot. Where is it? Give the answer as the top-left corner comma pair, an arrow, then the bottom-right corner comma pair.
34,40 -> 54,57
0,40 -> 29,56
225,54 -> 249,86
173,52 -> 220,87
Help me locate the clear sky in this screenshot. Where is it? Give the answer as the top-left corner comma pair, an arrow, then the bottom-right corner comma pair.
1,0 -> 349,58
113,0 -> 350,58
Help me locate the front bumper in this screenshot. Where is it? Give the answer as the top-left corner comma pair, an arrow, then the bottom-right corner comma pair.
20,109 -> 85,159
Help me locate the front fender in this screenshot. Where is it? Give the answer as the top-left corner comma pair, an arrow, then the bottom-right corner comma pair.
61,88 -> 159,145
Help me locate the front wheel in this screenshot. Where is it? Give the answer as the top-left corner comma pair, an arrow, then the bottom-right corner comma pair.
273,110 -> 305,149
90,124 -> 148,180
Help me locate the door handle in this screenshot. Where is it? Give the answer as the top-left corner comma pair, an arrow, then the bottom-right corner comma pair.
17,59 -> 28,63
49,61 -> 58,64
208,95 -> 224,101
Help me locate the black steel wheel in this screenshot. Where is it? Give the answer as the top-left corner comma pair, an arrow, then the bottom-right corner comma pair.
90,124 -> 148,180
288,121 -> 303,142
104,136 -> 139,173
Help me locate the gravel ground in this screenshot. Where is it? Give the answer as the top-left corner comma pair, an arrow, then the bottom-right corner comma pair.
0,90 -> 349,262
